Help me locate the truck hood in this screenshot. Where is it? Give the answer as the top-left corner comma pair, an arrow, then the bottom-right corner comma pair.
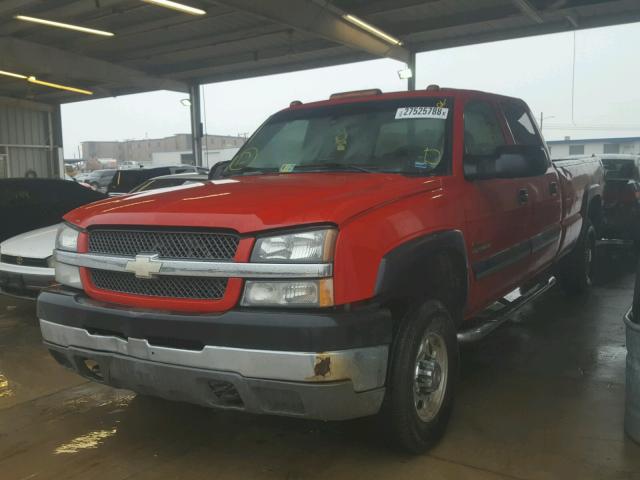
64,173 -> 442,233
0,223 -> 60,259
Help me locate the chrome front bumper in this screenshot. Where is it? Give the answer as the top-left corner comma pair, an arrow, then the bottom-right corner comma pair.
0,263 -> 55,299
41,319 -> 388,420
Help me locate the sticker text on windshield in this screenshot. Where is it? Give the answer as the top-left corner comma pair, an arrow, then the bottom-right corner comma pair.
395,106 -> 449,120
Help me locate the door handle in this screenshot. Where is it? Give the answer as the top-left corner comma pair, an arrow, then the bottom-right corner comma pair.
518,188 -> 529,205
549,182 -> 558,195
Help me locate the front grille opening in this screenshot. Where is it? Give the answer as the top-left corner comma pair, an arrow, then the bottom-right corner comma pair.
209,380 -> 244,407
90,269 -> 228,300
79,358 -> 104,381
88,229 -> 239,260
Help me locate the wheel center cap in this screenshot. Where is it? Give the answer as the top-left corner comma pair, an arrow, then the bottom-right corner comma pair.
417,359 -> 442,394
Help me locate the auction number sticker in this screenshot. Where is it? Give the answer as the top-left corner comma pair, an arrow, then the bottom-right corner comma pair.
395,106 -> 449,120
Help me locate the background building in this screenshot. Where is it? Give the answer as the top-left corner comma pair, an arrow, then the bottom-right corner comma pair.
81,133 -> 245,166
547,136 -> 640,158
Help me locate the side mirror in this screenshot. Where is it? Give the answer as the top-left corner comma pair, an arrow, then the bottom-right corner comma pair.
464,145 -> 548,180
208,160 -> 231,180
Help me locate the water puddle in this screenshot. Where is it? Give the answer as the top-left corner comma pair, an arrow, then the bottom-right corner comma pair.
54,427 -> 118,454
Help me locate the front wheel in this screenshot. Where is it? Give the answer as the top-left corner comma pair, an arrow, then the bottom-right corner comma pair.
558,219 -> 597,294
381,299 -> 459,453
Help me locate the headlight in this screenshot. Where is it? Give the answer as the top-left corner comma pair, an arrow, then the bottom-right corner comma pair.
251,228 -> 336,263
241,279 -> 333,307
56,224 -> 80,252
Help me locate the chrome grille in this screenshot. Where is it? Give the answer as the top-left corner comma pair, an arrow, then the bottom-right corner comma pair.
90,270 -> 227,300
88,229 -> 239,260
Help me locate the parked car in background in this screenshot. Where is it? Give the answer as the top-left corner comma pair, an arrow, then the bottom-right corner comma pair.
107,165 -> 207,196
0,173 -> 210,300
41,87 -> 604,453
86,169 -> 117,192
600,154 -> 640,246
0,224 -> 59,299
129,172 -> 208,193
74,172 -> 93,183
0,179 -> 107,243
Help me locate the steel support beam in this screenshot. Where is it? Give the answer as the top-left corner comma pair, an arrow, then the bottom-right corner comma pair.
213,0 -> 410,63
52,105 -> 64,179
512,0 -> 544,24
189,85 -> 204,168
0,37 -> 188,94
407,51 -> 416,91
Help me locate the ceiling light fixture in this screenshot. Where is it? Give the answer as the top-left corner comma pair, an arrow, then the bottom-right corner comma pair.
27,76 -> 93,95
342,14 -> 403,46
397,68 -> 413,80
0,70 -> 28,80
141,0 -> 206,15
14,15 -> 115,37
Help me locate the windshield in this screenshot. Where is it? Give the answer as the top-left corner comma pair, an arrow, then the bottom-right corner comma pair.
226,97 -> 453,176
602,158 -> 638,180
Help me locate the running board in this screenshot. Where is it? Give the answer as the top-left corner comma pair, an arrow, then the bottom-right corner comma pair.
457,277 -> 556,343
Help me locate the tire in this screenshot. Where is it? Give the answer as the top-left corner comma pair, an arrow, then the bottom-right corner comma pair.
558,219 -> 597,295
380,299 -> 459,453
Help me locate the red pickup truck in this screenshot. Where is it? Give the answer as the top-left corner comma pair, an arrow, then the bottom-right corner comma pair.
38,87 -> 603,453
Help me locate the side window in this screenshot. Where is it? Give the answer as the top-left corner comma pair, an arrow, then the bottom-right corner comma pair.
463,101 -> 505,156
501,101 -> 541,146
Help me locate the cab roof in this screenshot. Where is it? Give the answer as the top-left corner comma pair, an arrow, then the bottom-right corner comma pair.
286,87 -> 524,112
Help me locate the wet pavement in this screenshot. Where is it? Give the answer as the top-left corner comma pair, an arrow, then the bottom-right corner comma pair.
1,246 -> 639,479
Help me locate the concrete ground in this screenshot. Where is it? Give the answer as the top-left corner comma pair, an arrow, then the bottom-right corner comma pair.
0,246 -> 639,480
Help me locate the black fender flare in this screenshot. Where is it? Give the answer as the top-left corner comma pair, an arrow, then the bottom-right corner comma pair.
373,229 -> 469,308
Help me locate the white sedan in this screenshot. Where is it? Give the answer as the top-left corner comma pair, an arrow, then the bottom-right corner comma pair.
0,224 -> 59,300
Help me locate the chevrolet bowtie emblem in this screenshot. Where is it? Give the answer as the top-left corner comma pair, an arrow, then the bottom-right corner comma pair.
125,254 -> 162,279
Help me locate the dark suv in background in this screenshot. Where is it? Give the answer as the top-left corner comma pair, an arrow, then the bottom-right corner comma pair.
86,169 -> 117,192
106,165 -> 206,196
601,154 -> 640,246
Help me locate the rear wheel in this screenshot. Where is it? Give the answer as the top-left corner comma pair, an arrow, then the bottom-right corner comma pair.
558,219 -> 597,294
381,299 -> 458,453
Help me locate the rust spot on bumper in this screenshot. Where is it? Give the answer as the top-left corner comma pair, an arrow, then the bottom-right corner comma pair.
305,354 -> 332,381
314,355 -> 331,377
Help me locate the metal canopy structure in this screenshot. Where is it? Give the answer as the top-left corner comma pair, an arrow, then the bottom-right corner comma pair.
0,0 -> 639,105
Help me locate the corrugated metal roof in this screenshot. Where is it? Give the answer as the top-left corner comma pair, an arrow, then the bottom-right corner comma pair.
0,0 -> 638,104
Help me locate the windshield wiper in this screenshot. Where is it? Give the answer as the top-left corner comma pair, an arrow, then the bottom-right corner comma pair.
225,166 -> 279,177
294,163 -> 377,173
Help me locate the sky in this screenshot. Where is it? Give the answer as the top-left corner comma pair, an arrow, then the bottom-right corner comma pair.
61,21 -> 640,158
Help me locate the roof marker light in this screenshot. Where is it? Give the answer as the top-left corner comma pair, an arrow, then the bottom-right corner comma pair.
0,70 -> 28,80
342,14 -> 403,46
14,15 -> 115,37
27,76 -> 93,95
142,0 -> 206,15
330,89 -> 382,100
